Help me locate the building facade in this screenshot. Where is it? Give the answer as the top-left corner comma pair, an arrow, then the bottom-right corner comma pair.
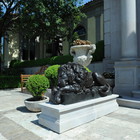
104,0 -> 140,97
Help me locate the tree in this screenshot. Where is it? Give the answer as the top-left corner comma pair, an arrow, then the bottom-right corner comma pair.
0,0 -> 22,72
0,0 -> 21,37
0,0 -> 85,44
17,0 -> 85,55
0,0 -> 85,66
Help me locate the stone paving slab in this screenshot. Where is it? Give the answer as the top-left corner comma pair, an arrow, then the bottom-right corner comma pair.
0,88 -> 31,112
0,88 -> 140,140
0,116 -> 42,140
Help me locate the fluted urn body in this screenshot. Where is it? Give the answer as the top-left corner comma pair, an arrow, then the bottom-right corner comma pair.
70,44 -> 96,67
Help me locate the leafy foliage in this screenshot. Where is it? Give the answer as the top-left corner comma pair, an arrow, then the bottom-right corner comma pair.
1,68 -> 23,76
44,65 -> 60,87
0,0 -> 85,41
102,72 -> 115,79
0,0 -> 22,73
92,40 -> 104,62
18,0 -> 85,42
0,0 -> 21,37
13,55 -> 73,68
9,59 -> 21,68
0,76 -> 20,89
0,0 -> 85,67
26,75 -> 50,99
49,55 -> 73,65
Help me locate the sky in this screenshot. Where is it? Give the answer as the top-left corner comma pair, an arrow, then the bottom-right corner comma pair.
83,0 -> 92,5
77,0 -> 91,6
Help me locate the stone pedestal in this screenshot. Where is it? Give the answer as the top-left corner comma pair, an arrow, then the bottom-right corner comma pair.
114,60 -> 140,96
38,94 -> 119,133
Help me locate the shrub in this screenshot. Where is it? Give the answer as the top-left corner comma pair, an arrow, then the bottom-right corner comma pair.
102,72 -> 115,79
13,55 -> 73,68
9,59 -> 21,68
49,55 -> 73,65
44,65 -> 60,87
1,68 -> 23,76
26,75 -> 50,100
14,58 -> 51,68
92,40 -> 104,62
0,76 -> 20,89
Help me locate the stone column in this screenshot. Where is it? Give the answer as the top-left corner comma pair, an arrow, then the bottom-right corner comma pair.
136,0 -> 140,58
103,0 -> 114,72
100,14 -> 104,40
39,35 -> 44,59
87,16 -> 96,43
114,0 -> 140,98
121,0 -> 137,59
3,36 -> 9,67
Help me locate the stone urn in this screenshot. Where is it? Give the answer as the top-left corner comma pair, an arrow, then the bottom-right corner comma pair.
70,44 -> 96,67
24,97 -> 49,112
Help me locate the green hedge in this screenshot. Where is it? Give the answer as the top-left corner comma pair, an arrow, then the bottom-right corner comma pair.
49,55 -> 73,65
9,59 -> 20,68
1,68 -> 23,76
92,40 -> 104,62
13,55 -> 73,68
0,76 -> 20,89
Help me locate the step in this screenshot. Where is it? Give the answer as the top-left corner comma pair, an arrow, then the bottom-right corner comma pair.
117,96 -> 140,109
132,90 -> 140,99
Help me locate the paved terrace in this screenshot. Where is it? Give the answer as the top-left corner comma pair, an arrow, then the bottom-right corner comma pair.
0,88 -> 140,140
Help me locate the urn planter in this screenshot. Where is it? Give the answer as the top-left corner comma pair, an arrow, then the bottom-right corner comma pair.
70,44 -> 96,67
24,97 -> 49,112
24,74 -> 50,112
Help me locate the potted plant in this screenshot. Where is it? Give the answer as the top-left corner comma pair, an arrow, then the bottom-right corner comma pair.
24,75 -> 50,112
102,72 -> 115,88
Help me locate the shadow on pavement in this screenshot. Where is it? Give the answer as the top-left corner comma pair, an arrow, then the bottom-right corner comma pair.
31,119 -> 52,132
16,106 -> 33,113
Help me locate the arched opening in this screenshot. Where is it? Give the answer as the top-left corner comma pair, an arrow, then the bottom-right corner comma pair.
74,25 -> 86,40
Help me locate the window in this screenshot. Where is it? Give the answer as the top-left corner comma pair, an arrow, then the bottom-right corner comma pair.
21,36 -> 35,60
74,25 -> 86,40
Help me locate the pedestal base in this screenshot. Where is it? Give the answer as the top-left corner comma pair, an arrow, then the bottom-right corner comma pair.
38,94 -> 119,133
114,60 -> 140,97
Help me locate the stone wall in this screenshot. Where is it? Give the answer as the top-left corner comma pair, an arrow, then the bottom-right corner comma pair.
103,0 -> 121,72
3,32 -> 20,67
